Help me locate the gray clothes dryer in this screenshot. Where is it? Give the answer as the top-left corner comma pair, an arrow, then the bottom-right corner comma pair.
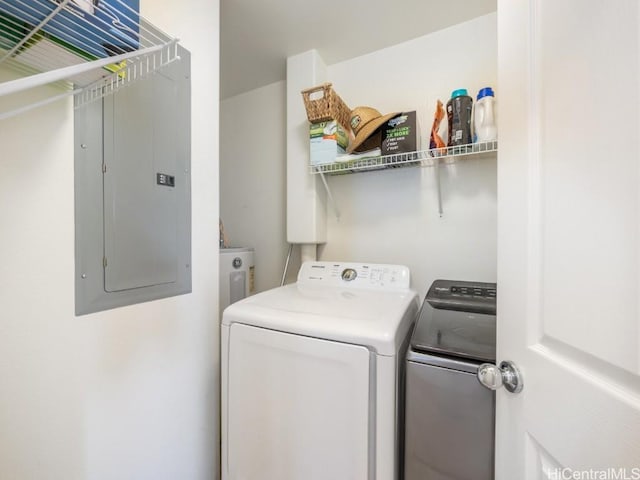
404,280 -> 496,480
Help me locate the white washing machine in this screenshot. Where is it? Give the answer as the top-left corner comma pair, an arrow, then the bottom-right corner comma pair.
221,261 -> 419,480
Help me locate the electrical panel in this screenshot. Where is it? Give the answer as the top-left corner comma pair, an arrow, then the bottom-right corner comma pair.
74,47 -> 191,315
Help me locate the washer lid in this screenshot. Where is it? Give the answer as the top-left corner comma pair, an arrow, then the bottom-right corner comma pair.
411,301 -> 496,363
222,283 -> 419,356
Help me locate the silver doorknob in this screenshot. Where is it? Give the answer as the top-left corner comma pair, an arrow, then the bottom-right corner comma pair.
477,360 -> 523,394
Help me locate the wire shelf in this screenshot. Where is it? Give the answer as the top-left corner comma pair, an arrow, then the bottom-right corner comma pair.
310,140 -> 498,175
0,0 -> 181,119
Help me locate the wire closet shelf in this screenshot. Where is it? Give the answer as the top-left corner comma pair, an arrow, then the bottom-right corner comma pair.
0,0 -> 180,120
310,140 -> 498,175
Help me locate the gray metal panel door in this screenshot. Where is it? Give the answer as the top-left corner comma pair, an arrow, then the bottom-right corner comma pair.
404,360 -> 495,480
103,71 -> 178,292
75,47 -> 191,315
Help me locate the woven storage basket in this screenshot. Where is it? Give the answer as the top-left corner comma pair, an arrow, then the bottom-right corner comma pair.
301,82 -> 351,132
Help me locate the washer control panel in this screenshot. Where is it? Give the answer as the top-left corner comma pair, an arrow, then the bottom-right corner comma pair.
427,279 -> 497,314
298,262 -> 411,290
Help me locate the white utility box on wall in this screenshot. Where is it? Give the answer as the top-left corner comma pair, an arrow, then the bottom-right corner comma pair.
219,247 -> 255,317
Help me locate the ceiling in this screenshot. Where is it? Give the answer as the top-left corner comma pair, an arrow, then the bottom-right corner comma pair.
220,0 -> 497,100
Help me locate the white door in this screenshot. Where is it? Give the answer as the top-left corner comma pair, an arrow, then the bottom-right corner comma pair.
496,0 -> 640,477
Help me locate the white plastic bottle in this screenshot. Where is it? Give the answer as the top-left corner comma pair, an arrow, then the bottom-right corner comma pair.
474,87 -> 497,143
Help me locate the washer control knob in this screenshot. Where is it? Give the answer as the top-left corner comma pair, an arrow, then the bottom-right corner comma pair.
341,268 -> 357,282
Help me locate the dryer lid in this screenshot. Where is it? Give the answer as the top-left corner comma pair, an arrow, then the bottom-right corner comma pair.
222,282 -> 419,356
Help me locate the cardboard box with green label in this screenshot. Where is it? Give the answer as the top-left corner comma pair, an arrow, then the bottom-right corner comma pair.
309,120 -> 349,166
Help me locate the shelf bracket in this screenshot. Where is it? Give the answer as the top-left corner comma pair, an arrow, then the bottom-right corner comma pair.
435,157 -> 443,217
317,169 -> 341,220
0,87 -> 81,121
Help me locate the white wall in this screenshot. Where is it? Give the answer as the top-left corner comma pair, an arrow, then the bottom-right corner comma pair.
0,1 -> 220,479
322,13 -> 498,297
220,13 -> 497,297
220,81 -> 300,292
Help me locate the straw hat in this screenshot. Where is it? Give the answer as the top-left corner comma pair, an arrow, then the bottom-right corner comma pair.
347,106 -> 399,153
